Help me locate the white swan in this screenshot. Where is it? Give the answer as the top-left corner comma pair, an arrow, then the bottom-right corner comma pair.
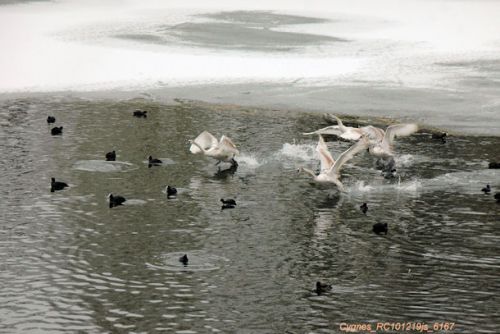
303,115 -> 385,141
367,123 -> 418,158
304,115 -> 418,158
189,131 -> 239,166
298,135 -> 368,191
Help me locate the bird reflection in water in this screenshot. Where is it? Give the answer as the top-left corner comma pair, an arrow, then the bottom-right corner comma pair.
214,164 -> 238,179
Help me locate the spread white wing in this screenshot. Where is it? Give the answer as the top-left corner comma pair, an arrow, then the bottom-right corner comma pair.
381,124 -> 418,151
329,137 -> 369,176
303,125 -> 342,136
219,135 -> 239,155
305,114 -> 371,141
361,125 -> 385,141
303,125 -> 364,141
316,135 -> 335,172
190,131 -> 218,154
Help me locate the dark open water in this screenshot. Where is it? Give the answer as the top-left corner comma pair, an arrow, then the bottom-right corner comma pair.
0,96 -> 499,333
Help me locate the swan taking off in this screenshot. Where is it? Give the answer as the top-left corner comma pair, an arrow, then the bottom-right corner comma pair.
189,131 -> 239,166
367,123 -> 418,158
298,135 -> 368,191
303,115 -> 385,141
304,115 -> 418,158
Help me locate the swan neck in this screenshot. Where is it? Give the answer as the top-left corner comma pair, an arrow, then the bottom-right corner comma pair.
335,116 -> 347,132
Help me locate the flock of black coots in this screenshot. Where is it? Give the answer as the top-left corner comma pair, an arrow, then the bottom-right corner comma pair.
47,111 -> 238,212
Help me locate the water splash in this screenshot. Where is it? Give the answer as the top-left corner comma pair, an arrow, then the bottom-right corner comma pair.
396,179 -> 422,192
276,142 -> 316,162
351,180 -> 375,192
347,178 -> 421,195
396,154 -> 415,167
421,169 -> 499,194
236,153 -> 261,168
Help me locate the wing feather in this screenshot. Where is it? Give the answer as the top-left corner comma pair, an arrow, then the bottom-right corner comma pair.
382,124 -> 418,151
303,125 -> 342,136
384,124 -> 418,143
361,125 -> 385,141
190,131 -> 218,154
219,135 -> 239,155
329,136 -> 369,176
316,135 -> 335,172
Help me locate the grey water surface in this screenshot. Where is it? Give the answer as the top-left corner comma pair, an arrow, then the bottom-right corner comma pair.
115,10 -> 346,52
0,97 -> 499,333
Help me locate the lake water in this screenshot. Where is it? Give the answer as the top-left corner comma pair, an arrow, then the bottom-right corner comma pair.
0,97 -> 499,333
1,0 -> 500,333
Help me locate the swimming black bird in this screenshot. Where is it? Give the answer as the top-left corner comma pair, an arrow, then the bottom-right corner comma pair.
51,177 -> 68,192
133,110 -> 147,118
376,157 -> 396,176
51,126 -> 63,135
221,203 -> 236,210
314,281 -> 332,295
360,202 -> 368,214
481,184 -> 491,194
166,185 -> 177,197
179,254 -> 188,265
47,116 -> 56,124
214,163 -> 238,179
494,192 -> 500,203
148,156 -> 162,166
432,132 -> 447,143
108,194 -> 126,208
382,168 -> 397,179
489,162 -> 500,169
372,222 -> 388,235
377,155 -> 396,172
221,198 -> 236,206
105,150 -> 116,161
